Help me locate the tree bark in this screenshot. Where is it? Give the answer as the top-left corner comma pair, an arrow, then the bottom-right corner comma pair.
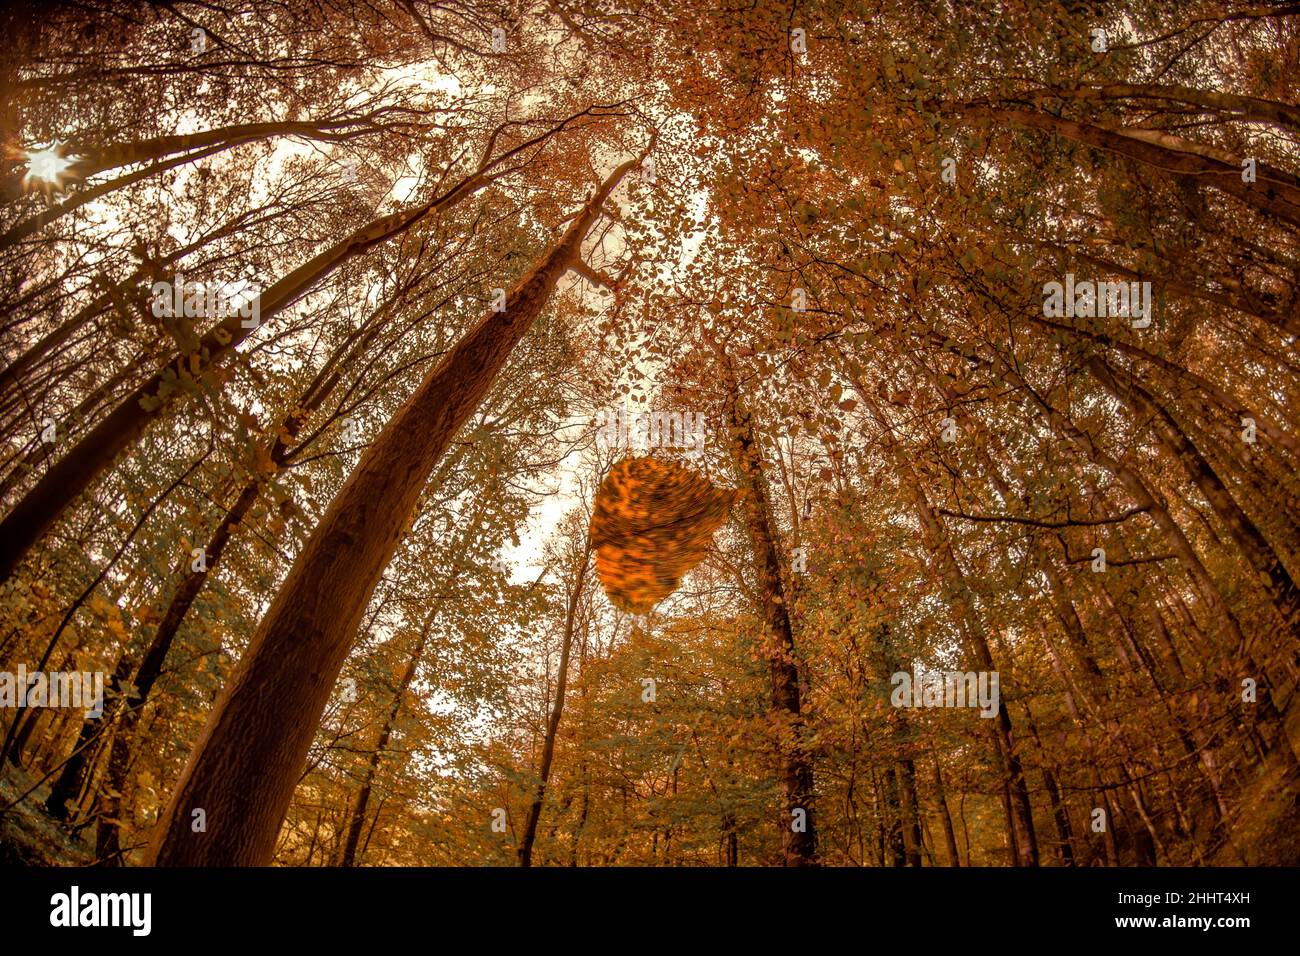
144,143 -> 648,867
963,106 -> 1300,227
1046,82 -> 1300,135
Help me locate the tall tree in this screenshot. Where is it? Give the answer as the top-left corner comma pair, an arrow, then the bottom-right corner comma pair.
146,140 -> 650,866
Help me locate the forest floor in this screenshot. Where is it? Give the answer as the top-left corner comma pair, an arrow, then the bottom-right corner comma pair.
0,766 -> 94,866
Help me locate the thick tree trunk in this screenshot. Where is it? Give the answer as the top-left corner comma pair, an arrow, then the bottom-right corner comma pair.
102,271 -> 443,782
144,145 -> 647,867
89,480 -> 261,861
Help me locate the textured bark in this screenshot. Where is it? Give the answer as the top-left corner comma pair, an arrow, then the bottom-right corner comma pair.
145,145 -> 647,867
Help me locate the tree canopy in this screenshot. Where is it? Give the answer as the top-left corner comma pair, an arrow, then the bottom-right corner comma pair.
0,0 -> 1297,869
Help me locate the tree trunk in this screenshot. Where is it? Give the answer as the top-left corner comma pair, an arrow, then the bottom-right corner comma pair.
1047,82 -> 1300,135
1023,707 -> 1075,866
932,761 -> 961,867
724,362 -> 818,867
1086,354 -> 1300,645
881,765 -> 906,867
339,606 -> 443,867
144,144 -> 647,867
964,106 -> 1300,226
518,540 -> 590,867
43,648 -> 135,819
854,385 -> 1040,865
0,116 -> 407,204
897,756 -> 923,867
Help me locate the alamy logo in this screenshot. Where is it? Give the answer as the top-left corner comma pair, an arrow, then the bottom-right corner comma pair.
151,273 -> 262,327
1043,273 -> 1152,328
50,886 -> 151,936
0,665 -> 104,717
594,405 -> 706,459
890,665 -> 1000,718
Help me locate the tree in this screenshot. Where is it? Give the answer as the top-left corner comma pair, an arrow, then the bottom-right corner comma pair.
146,140 -> 651,866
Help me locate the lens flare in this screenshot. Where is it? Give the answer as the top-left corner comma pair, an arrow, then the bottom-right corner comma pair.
22,144 -> 79,193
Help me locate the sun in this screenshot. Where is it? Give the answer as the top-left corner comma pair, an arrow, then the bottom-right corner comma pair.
21,143 -> 81,195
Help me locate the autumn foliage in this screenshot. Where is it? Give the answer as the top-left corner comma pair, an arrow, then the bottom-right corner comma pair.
0,0 -> 1298,869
